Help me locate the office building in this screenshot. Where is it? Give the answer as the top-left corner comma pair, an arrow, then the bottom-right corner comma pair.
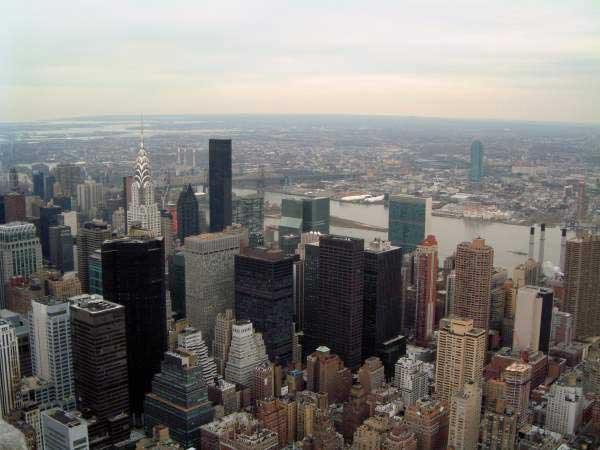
0,222 -> 42,307
0,319 -> 20,418
224,321 -> 268,387
447,381 -> 481,450
59,210 -> 79,238
213,309 -> 235,376
160,210 -> 175,267
435,317 -> 486,402
168,251 -> 185,320
49,225 -> 74,273
4,192 -> 26,223
362,239 -> 403,364
513,286 -> 553,353
185,227 -> 244,349
232,194 -> 264,234
302,241 -> 320,355
40,205 -> 63,258
0,309 -> 31,378
550,307 -> 573,346
101,236 -> 167,423
404,397 -> 449,450
144,349 -> 215,449
469,140 -> 484,182
41,408 -> 89,450
46,272 -> 82,300
88,251 -> 102,296
111,207 -> 125,235
564,233 -> 600,339
545,372 -> 583,436
177,327 -> 218,384
388,195 -> 432,252
29,297 -> 75,410
209,139 -> 232,233
502,362 -> 531,425
306,346 -> 353,404
33,171 -> 45,199
69,294 -> 130,447
453,238 -> 494,332
235,246 -> 295,364
176,184 -> 200,242
77,220 -> 111,293
76,180 -> 104,217
315,235 -> 364,370
54,163 -> 83,198
279,197 -> 330,238
394,357 -> 429,406
127,134 -> 161,236
413,235 -> 438,347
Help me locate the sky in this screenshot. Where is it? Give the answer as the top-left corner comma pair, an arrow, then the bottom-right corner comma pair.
2,0 -> 600,123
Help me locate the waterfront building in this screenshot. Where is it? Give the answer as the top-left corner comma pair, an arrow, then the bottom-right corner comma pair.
388,194 -> 431,253
469,140 -> 484,182
232,194 -> 264,234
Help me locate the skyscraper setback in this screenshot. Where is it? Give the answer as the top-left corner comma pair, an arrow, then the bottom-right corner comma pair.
209,139 -> 232,233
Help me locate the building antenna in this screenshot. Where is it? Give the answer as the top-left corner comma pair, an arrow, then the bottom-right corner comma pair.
140,113 -> 144,149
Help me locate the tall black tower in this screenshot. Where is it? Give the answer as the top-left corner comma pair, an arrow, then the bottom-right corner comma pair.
176,184 -> 200,242
208,139 -> 232,233
101,236 -> 167,424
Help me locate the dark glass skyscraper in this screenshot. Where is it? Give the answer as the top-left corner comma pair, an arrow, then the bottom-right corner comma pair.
70,294 -> 130,448
101,236 -> 167,424
208,139 -> 232,233
234,246 -> 296,365
49,225 -> 74,273
316,235 -> 364,370
176,184 -> 200,242
169,251 -> 186,320
469,140 -> 484,182
39,205 -> 63,259
302,242 -> 320,357
33,171 -> 45,199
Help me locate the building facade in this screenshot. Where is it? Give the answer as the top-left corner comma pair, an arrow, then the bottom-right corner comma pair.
77,220 -> 112,293
209,139 -> 232,233
469,140 -> 484,182
388,195 -> 432,253
176,184 -> 200,242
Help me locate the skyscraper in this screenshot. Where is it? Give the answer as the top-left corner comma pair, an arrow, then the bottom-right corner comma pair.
394,357 -> 429,407
177,184 -> 200,242
388,195 -> 432,252
435,317 -> 486,403
453,237 -> 494,332
49,225 -> 74,273
0,222 -> 42,308
278,197 -> 330,238
513,286 -> 553,353
33,171 -> 45,199
29,297 -> 76,411
235,246 -> 296,365
69,294 -> 130,447
213,309 -> 235,376
0,318 -> 20,418
76,179 -> 104,218
127,132 -> 161,236
101,236 -> 167,423
209,139 -> 232,233
413,235 -> 438,347
54,163 -> 83,199
362,239 -> 403,364
39,205 -> 63,259
224,321 -> 268,387
564,233 -> 600,340
502,362 -> 531,425
232,195 -> 264,234
4,192 -> 26,223
545,372 -> 583,436
88,250 -> 103,296
144,349 -> 215,449
168,251 -> 185,320
185,227 -> 244,349
469,140 -> 484,182
316,235 -> 364,370
177,327 -> 218,384
302,241 -> 320,355
77,220 -> 112,293
447,381 -> 482,450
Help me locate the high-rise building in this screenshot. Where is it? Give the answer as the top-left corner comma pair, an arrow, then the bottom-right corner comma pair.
253,362 -> 274,403
4,192 -> 26,223
388,195 -> 432,252
177,327 -> 218,384
394,356 -> 429,406
502,362 -> 531,425
69,294 -> 130,447
111,207 -> 126,235
77,220 -> 112,293
413,235 -> 438,347
33,171 -> 45,199
453,238 -> 494,332
447,381 -> 481,450
127,133 -> 161,236
302,241 -> 320,355
185,227 -> 244,349
213,309 -> 235,376
54,163 -> 83,199
357,356 -> 385,393
29,297 -> 75,411
209,139 -> 232,233
49,225 -> 74,273
362,239 -> 403,364
278,197 -> 330,238
404,397 -> 449,450
176,184 -> 200,242
101,236 -> 167,423
545,372 -> 583,436
41,408 -> 89,450
144,349 -> 215,449
563,233 -> 600,340
315,235 -> 364,370
234,246 -> 296,365
224,321 -> 268,387
306,346 -> 352,404
469,140 -> 484,182
0,309 -> 31,378
0,222 -> 42,307
40,205 -> 63,258
0,319 -> 20,418
76,180 -> 104,217
513,286 -> 553,353
550,307 -> 573,346
232,195 -> 264,234
168,251 -> 185,320
88,250 -> 102,296
435,317 -> 486,402
160,210 -> 175,267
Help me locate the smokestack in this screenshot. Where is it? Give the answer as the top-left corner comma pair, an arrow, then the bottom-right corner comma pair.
560,228 -> 567,272
538,223 -> 546,264
528,226 -> 535,259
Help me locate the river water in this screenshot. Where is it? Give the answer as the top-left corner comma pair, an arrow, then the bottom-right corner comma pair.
235,189 -> 572,273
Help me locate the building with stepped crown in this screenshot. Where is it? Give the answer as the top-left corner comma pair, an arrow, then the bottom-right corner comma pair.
224,321 -> 268,388
127,129 -> 161,237
394,356 -> 429,407
177,327 -> 218,384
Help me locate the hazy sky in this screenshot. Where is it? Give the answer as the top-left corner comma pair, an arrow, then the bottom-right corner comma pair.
2,0 -> 600,123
